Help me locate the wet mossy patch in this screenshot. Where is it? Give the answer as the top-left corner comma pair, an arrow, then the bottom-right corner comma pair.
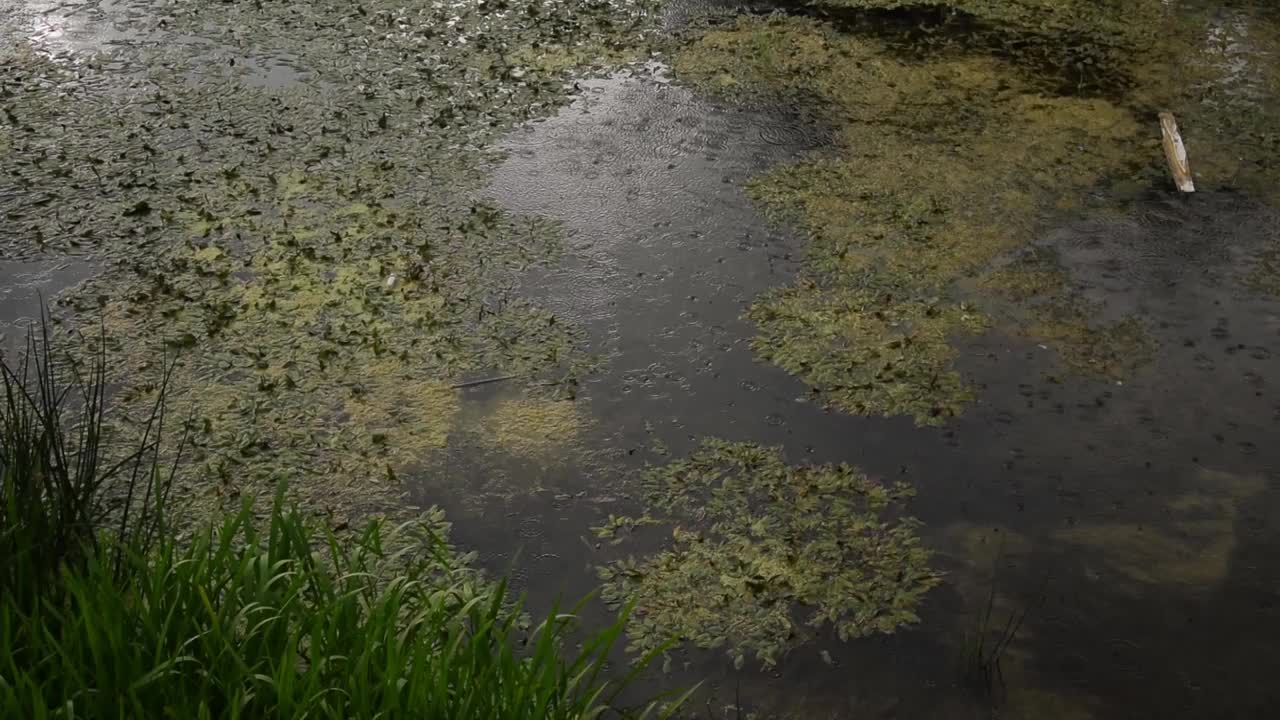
674,14 -> 1149,424
597,440 -> 939,668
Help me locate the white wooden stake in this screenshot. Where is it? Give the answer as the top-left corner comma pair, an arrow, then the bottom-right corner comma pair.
1159,112 -> 1195,193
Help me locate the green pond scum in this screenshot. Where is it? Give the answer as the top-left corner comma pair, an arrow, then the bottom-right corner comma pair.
3,0 -> 660,518
1136,2 -> 1280,206
673,13 -> 1141,422
671,4 -> 1280,424
5,0 -> 1276,503
809,0 -> 1164,76
596,440 -> 938,669
482,396 -> 582,459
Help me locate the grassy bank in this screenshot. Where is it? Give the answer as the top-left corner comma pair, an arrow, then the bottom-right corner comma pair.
0,330 -> 677,719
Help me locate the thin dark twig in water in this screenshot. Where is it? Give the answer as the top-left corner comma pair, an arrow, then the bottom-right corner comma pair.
450,375 -> 516,389
963,539 -> 1050,700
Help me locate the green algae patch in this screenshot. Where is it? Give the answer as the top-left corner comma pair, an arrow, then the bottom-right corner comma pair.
937,522 -> 1037,635
1061,522 -> 1234,588
6,0 -> 664,522
343,365 -> 460,461
750,286 -> 988,424
1027,304 -> 1153,381
1132,3 -> 1280,206
483,397 -> 580,459
1055,469 -> 1265,591
597,440 -> 939,668
811,0 -> 1164,59
674,14 -> 1148,424
979,265 -> 1069,303
942,523 -> 1034,568
936,523 -> 1110,719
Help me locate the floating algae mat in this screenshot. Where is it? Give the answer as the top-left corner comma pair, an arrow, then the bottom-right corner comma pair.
1134,2 -> 1280,203
481,396 -> 581,460
809,0 -> 1163,50
597,440 -> 938,668
670,4 -> 1280,425
2,0 -> 662,517
672,13 -> 1151,423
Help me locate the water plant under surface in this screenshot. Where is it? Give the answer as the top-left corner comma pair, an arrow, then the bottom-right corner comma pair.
958,551 -> 1044,702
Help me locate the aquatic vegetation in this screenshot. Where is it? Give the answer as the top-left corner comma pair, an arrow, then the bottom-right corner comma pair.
79,185 -> 587,518
4,497 -> 676,719
342,365 -> 460,462
1133,2 -> 1280,204
750,285 -> 988,424
811,0 -> 1163,52
0,330 -> 683,718
1027,304 -> 1152,381
962,577 -> 1033,698
942,523 -> 1035,569
598,440 -> 938,668
1055,470 -> 1265,591
1,319 -> 176,603
674,14 -> 1148,424
978,256 -> 1068,303
483,396 -> 581,459
3,0 -> 663,518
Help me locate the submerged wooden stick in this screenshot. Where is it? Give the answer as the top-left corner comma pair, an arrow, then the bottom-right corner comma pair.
1159,112 -> 1195,193
450,375 -> 515,389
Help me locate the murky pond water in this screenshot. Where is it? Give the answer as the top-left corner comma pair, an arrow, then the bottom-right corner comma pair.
0,256 -> 95,352
5,0 -> 1280,716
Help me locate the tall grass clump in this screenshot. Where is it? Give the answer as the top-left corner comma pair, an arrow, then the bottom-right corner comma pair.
1,320 -> 175,610
0,322 -> 680,719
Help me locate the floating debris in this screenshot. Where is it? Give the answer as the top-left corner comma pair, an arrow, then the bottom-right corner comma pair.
1159,112 -> 1196,193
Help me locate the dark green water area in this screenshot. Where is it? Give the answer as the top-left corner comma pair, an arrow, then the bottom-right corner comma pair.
4,0 -> 1280,716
